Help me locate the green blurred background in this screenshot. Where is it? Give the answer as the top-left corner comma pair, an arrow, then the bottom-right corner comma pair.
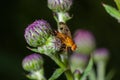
0,0 -> 120,80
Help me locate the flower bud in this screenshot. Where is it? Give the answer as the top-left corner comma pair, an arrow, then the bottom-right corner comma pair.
22,53 -> 43,72
38,35 -> 62,55
93,48 -> 109,63
70,53 -> 89,73
48,0 -> 73,12
74,29 -> 96,55
24,19 -> 53,47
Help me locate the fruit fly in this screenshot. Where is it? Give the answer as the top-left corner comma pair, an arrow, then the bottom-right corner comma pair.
55,31 -> 77,51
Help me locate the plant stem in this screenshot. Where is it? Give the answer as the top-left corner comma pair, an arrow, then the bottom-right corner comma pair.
49,54 -> 74,80
88,69 -> 96,80
74,75 -> 80,80
97,62 -> 106,80
35,69 -> 46,80
65,70 -> 74,80
60,51 -> 74,80
57,12 -> 65,22
49,55 -> 66,69
73,71 -> 80,80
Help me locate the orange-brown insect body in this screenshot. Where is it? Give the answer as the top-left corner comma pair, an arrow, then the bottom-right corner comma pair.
56,31 -> 77,51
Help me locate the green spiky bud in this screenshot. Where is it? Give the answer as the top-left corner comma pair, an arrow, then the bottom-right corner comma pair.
25,19 -> 62,55
22,53 -> 44,72
48,0 -> 73,12
24,19 -> 53,47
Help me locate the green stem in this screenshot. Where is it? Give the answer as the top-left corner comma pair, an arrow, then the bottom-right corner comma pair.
35,69 -> 46,80
97,62 -> 106,80
74,75 -> 80,80
65,70 -> 74,80
60,51 -> 74,80
60,52 -> 68,64
49,55 -> 66,69
73,71 -> 80,80
49,54 -> 73,80
57,12 -> 65,22
88,69 -> 96,80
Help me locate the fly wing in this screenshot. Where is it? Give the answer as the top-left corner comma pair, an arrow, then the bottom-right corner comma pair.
58,22 -> 72,38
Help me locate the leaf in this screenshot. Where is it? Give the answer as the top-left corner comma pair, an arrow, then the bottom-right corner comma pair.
26,73 -> 37,80
115,0 -> 120,10
27,46 -> 39,53
80,57 -> 93,80
103,3 -> 120,20
49,68 -> 65,80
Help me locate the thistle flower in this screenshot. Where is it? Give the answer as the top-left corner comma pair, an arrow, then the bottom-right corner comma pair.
22,53 -> 43,72
48,0 -> 73,12
24,19 -> 53,47
70,53 -> 89,73
25,19 -> 62,55
93,48 -> 109,63
74,29 -> 96,55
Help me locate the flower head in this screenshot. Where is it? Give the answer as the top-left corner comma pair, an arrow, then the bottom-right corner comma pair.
48,0 -> 73,12
24,19 -> 53,47
70,53 -> 89,73
22,53 -> 44,72
93,48 -> 109,63
74,29 -> 96,55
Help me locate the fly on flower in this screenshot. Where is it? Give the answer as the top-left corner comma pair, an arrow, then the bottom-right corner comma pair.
55,31 -> 77,51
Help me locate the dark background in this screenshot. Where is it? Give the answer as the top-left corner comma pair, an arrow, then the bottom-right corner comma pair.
0,0 -> 120,80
